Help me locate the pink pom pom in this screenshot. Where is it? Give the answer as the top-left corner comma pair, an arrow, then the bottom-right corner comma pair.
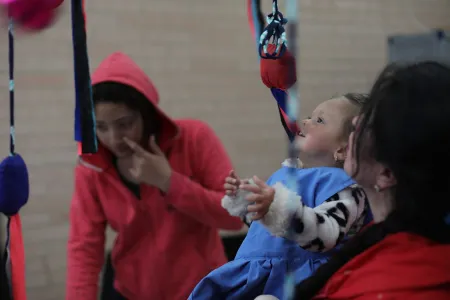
1,0 -> 63,31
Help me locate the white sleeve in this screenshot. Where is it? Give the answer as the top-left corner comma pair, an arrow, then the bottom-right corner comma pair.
261,183 -> 367,252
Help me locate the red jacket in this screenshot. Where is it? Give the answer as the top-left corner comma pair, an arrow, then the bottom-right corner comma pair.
66,52 -> 242,300
315,232 -> 450,300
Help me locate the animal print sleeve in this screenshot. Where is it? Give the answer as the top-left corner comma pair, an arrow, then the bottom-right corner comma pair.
261,183 -> 367,252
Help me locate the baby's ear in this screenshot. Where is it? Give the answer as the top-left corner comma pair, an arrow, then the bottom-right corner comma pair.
334,144 -> 347,162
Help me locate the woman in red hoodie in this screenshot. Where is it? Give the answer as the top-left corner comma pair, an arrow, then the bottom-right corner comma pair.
65,52 -> 243,300
288,61 -> 450,299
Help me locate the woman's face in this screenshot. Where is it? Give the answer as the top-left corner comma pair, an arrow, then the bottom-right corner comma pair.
95,102 -> 144,158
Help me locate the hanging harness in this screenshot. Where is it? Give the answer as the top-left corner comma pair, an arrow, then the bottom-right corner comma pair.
248,0 -> 300,142
0,16 -> 29,300
249,0 -> 300,299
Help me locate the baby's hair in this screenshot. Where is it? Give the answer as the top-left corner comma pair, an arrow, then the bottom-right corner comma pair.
340,93 -> 368,140
343,92 -> 368,107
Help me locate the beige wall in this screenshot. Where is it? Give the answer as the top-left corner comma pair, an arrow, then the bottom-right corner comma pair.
0,0 -> 449,299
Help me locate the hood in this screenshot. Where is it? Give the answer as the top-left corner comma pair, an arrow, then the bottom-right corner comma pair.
79,52 -> 179,170
326,232 -> 450,298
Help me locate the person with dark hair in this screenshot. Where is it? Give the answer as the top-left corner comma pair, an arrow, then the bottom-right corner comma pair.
189,94 -> 371,300
65,52 -> 243,300
258,61 -> 450,300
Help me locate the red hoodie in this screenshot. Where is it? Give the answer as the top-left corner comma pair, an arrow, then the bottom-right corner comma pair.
315,232 -> 450,300
66,52 -> 242,300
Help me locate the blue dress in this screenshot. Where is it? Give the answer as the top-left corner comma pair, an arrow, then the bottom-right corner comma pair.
189,166 -> 355,300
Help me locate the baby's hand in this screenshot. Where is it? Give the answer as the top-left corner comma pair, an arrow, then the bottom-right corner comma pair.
240,176 -> 275,220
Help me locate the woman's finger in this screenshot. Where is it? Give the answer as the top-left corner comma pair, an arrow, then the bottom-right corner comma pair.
224,183 -> 237,191
225,177 -> 238,185
123,137 -> 148,157
148,135 -> 164,156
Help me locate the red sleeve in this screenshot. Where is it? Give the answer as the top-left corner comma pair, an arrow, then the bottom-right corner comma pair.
352,290 -> 450,300
164,122 -> 243,230
66,164 -> 107,300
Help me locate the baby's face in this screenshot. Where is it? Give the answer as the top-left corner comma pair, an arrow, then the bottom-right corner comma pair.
295,97 -> 350,165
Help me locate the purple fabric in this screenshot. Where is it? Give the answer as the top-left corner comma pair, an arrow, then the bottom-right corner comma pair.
0,154 -> 29,215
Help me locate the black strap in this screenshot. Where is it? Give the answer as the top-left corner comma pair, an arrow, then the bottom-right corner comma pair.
2,19 -> 14,300
71,0 -> 97,154
8,20 -> 14,155
242,216 -> 252,228
277,104 -> 295,142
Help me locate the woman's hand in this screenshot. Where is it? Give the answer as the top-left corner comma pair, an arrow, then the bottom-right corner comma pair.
224,170 -> 250,197
123,136 -> 172,192
224,170 -> 241,197
240,176 -> 275,220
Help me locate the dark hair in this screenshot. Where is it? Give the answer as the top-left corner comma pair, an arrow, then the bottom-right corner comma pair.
92,82 -> 159,141
295,61 -> 450,299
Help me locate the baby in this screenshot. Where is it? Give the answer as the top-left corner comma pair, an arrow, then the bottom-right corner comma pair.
189,93 -> 371,300
224,93 -> 371,251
